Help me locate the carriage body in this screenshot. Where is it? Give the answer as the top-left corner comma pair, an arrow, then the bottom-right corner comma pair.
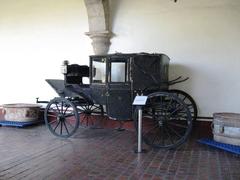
89,53 -> 170,120
46,53 -> 170,120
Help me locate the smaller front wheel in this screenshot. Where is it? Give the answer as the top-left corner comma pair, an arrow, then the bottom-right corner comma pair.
44,97 -> 79,138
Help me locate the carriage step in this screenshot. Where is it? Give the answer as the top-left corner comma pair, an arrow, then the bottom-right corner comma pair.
0,120 -> 43,127
198,138 -> 240,155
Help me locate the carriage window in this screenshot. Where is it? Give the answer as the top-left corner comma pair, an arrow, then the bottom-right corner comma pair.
92,60 -> 106,83
111,62 -> 126,82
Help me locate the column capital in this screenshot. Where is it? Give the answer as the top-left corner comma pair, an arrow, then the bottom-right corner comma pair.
84,0 -> 111,55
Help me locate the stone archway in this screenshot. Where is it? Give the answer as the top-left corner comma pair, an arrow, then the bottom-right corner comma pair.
84,0 -> 111,55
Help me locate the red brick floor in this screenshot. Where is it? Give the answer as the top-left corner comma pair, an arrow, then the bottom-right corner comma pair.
0,123 -> 239,180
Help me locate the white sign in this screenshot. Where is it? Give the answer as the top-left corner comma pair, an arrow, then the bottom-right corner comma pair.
133,96 -> 148,105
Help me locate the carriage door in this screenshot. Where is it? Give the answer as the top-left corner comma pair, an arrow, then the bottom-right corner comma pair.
106,58 -> 131,120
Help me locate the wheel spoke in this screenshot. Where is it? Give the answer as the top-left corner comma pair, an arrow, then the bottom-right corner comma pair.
61,102 -> 63,114
60,121 -> 63,135
145,110 -> 154,117
65,119 -> 75,129
160,126 -> 165,146
53,120 -> 61,132
49,107 -> 59,115
55,103 -> 61,114
182,96 -> 187,101
164,125 -> 174,144
166,124 -> 181,138
168,121 -> 188,129
48,119 -> 57,125
65,113 -> 75,118
90,107 -> 100,112
80,106 -> 87,111
142,123 -> 159,137
171,113 -> 187,119
166,98 -> 173,110
63,104 -> 70,115
63,121 -> 70,135
170,105 -> 184,115
151,127 -> 160,145
187,105 -> 194,111
47,114 -> 57,118
86,116 -> 90,126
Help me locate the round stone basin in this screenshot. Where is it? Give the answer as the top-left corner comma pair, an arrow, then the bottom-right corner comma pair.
2,103 -> 41,122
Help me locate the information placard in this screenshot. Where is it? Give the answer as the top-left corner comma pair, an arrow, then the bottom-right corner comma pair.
133,96 -> 148,106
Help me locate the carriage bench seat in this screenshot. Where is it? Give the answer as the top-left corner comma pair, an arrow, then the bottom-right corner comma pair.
65,64 -> 89,85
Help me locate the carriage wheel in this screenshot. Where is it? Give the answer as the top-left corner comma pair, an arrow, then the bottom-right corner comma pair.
168,89 -> 198,122
77,104 -> 104,127
44,97 -> 79,138
134,92 -> 192,149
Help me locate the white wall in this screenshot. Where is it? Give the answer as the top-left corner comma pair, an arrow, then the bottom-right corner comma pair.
0,0 -> 240,117
109,0 -> 240,117
0,0 -> 91,104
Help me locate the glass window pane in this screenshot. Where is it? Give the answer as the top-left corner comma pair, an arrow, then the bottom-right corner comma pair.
92,61 -> 106,83
111,62 -> 126,82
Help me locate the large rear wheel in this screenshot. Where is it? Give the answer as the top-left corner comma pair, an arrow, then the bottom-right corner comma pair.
134,92 -> 192,149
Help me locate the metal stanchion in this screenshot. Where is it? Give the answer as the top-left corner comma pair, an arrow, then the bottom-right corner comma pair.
133,95 -> 148,153
137,107 -> 143,153
134,106 -> 147,153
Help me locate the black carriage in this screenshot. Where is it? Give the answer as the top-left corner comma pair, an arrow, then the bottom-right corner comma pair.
41,53 -> 197,149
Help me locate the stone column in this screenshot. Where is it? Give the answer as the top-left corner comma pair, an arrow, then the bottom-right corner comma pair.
84,0 -> 111,55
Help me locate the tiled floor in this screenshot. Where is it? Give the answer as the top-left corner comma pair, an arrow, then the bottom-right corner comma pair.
0,123 -> 239,180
